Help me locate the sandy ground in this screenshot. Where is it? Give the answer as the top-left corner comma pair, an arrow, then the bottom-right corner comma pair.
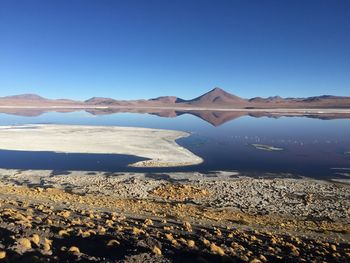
0,125 -> 202,167
0,169 -> 349,262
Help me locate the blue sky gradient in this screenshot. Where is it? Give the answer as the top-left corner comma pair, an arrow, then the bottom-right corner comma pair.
0,0 -> 349,100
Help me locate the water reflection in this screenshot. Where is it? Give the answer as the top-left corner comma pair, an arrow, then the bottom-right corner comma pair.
0,108 -> 349,178
1,108 -> 350,127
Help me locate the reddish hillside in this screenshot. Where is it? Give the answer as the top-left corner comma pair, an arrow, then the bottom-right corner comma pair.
149,96 -> 180,104
1,89 -> 350,109
0,94 -> 81,106
179,87 -> 247,107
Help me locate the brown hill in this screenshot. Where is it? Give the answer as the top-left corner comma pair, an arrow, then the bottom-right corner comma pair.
179,87 -> 247,107
0,94 -> 81,106
3,94 -> 47,101
149,96 -> 180,104
1,88 -> 350,109
248,95 -> 350,108
85,97 -> 119,105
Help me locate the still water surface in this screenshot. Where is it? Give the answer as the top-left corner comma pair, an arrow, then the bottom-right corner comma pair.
0,111 -> 349,179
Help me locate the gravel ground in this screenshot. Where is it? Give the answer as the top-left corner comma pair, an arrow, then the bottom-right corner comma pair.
0,169 -> 349,262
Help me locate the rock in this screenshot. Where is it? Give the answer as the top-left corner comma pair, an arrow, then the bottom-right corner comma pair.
43,238 -> 52,252
214,228 -> 222,236
202,239 -> 210,246
165,233 -> 174,241
183,221 -> 192,232
144,218 -> 153,226
68,246 -> 80,254
31,234 -> 40,246
58,230 -> 70,237
152,246 -> 162,255
330,244 -> 337,251
259,255 -> 267,262
97,226 -> 106,233
0,251 -> 6,259
210,243 -> 225,256
107,240 -> 120,247
132,227 -> 145,235
241,255 -> 249,261
59,210 -> 71,218
187,240 -> 195,248
19,238 -> 32,250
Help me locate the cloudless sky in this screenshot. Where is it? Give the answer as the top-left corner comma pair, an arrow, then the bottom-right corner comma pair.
0,0 -> 349,100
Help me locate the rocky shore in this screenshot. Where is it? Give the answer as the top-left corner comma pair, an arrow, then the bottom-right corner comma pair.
0,169 -> 349,262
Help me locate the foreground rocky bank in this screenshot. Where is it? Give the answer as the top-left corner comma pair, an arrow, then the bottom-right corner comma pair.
0,169 -> 349,262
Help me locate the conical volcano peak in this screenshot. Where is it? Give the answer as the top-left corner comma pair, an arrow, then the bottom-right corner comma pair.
211,87 -> 225,92
183,87 -> 247,106
207,87 -> 230,95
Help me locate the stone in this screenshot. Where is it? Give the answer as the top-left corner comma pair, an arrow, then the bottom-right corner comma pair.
152,246 -> 162,255
210,243 -> 225,256
31,234 -> 40,246
107,240 -> 120,247
187,240 -> 195,248
19,238 -> 32,250
68,246 -> 80,254
0,251 -> 6,259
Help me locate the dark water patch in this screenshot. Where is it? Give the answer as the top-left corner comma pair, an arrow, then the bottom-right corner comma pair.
50,170 -> 71,176
144,173 -> 190,183
0,150 -> 148,172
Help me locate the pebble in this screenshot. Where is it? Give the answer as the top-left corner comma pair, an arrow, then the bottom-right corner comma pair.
19,238 -> 32,250
152,246 -> 162,255
58,230 -> 70,237
330,244 -> 337,251
210,243 -> 225,256
68,246 -> 80,254
187,240 -> 195,248
107,240 -> 120,247
31,234 -> 40,246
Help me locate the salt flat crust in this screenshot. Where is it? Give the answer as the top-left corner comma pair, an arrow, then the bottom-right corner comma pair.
0,125 -> 203,167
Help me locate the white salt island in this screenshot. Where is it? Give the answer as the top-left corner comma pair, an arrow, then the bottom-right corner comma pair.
0,125 -> 203,167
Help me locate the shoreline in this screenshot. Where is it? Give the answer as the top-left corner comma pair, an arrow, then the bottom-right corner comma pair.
0,105 -> 350,113
1,169 -> 349,237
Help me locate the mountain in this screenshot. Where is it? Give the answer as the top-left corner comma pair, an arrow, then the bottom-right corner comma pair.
179,87 -> 247,106
249,96 -> 284,103
0,94 -> 81,106
248,94 -> 350,108
85,97 -> 119,105
2,94 -> 48,101
149,96 -> 180,104
1,88 -> 350,108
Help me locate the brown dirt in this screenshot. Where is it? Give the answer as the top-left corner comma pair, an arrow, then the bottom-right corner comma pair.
0,183 -> 349,262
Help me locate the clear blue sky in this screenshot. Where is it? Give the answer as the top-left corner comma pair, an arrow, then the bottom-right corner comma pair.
0,0 -> 349,100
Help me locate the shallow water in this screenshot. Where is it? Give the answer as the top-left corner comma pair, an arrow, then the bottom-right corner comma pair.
0,110 -> 349,178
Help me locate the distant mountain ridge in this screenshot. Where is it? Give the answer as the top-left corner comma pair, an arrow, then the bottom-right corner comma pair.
1,87 -> 350,108
3,94 -> 47,100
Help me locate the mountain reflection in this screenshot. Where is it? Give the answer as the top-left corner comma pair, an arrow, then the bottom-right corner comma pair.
1,108 -> 350,127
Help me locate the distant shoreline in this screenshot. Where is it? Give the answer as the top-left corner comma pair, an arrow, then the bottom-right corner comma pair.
1,105 -> 350,113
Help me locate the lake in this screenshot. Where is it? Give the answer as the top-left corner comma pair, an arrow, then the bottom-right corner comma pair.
0,110 -> 349,179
